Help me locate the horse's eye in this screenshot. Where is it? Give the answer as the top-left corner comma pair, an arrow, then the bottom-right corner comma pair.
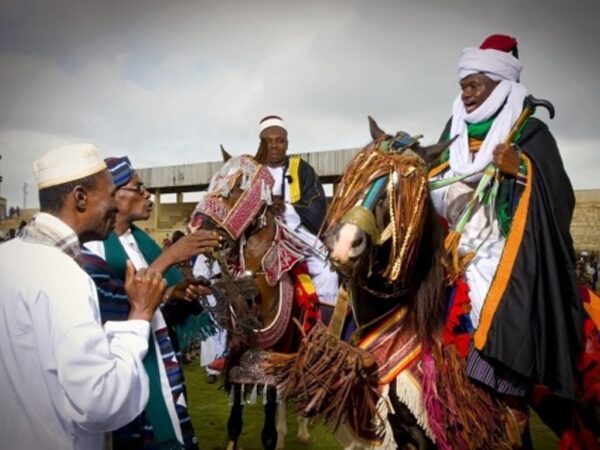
351,236 -> 364,249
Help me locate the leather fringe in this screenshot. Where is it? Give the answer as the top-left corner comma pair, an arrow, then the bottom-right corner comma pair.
266,323 -> 381,436
443,230 -> 475,285
426,342 -> 516,450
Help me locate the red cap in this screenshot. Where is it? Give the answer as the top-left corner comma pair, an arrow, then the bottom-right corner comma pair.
480,34 -> 518,53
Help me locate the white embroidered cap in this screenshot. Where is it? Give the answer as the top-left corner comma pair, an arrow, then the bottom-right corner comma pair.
34,143 -> 107,189
259,115 -> 287,135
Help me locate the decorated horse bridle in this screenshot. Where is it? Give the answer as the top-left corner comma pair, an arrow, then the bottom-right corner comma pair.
326,132 -> 430,296
192,155 -> 274,241
190,155 -> 316,347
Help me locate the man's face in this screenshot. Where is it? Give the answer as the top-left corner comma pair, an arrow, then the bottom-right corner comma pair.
115,172 -> 153,223
260,126 -> 288,167
84,170 -> 118,241
459,73 -> 499,114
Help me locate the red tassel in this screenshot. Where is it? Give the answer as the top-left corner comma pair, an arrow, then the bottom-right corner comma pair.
290,261 -> 320,333
442,277 -> 472,358
559,430 -> 580,450
559,413 -> 600,450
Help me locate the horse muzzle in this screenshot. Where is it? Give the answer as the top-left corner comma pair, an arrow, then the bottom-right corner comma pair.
326,223 -> 367,276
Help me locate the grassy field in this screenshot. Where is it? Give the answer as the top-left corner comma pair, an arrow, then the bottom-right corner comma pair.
184,362 -> 559,449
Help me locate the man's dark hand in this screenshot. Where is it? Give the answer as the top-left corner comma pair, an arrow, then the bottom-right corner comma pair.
165,277 -> 212,303
272,196 -> 286,215
125,260 -> 167,321
168,229 -> 222,260
151,230 -> 223,274
493,143 -> 520,177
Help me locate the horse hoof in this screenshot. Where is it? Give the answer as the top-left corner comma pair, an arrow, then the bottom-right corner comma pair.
226,441 -> 236,450
297,433 -> 310,445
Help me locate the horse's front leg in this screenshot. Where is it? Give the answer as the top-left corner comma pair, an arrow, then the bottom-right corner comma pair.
297,415 -> 310,444
275,401 -> 287,450
262,385 -> 278,450
227,384 -> 244,450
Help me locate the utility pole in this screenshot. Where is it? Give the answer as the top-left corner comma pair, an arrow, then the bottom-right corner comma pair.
23,182 -> 28,209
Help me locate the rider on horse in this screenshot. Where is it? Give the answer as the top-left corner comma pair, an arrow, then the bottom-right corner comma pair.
258,115 -> 339,322
430,34 -> 590,443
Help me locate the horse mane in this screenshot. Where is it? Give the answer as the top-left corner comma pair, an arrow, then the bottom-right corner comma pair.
404,201 -> 447,342
327,138 -> 448,341
254,138 -> 269,165
325,139 -> 429,285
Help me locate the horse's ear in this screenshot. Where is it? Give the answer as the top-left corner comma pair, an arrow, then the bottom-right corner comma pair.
254,138 -> 269,165
416,134 -> 458,164
221,145 -> 232,162
368,116 -> 386,140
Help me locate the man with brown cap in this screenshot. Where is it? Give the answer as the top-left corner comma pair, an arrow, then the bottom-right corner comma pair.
0,143 -> 167,450
430,34 -> 584,438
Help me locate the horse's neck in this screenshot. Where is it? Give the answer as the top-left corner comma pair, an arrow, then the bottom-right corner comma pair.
243,210 -> 280,326
352,283 -> 410,330
353,202 -> 447,340
242,211 -> 276,272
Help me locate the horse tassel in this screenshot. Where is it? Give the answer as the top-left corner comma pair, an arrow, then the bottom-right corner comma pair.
443,230 -> 475,285
266,323 -> 381,437
423,340 -> 515,450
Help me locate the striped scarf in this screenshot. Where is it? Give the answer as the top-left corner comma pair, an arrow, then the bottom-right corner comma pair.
80,233 -> 198,450
20,212 -> 80,259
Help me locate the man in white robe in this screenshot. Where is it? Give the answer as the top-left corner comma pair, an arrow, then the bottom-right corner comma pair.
0,143 -> 166,450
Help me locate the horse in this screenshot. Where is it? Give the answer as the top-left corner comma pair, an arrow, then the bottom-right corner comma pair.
271,118 -> 518,449
189,145 -> 318,450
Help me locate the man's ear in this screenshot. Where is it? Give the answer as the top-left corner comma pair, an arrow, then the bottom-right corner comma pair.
73,185 -> 88,212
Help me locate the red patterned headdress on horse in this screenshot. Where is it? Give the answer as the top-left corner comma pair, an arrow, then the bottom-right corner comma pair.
191,155 -> 274,239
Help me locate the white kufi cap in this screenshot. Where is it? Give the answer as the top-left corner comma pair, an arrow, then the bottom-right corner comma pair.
259,115 -> 287,135
34,143 -> 107,189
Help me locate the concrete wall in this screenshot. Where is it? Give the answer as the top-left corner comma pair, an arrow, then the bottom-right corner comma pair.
571,189 -> 600,253
135,148 -> 362,192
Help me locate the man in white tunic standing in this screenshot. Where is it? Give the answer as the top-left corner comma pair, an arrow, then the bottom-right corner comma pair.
0,143 -> 166,450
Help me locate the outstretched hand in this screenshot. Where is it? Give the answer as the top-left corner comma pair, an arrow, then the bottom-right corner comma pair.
150,230 -> 223,275
124,260 -> 166,322
165,276 -> 212,303
168,229 -> 223,261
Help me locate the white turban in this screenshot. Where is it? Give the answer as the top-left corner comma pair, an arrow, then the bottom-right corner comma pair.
458,47 -> 523,82
447,48 -> 527,176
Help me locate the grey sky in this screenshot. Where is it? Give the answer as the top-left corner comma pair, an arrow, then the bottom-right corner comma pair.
1,0 -> 599,208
